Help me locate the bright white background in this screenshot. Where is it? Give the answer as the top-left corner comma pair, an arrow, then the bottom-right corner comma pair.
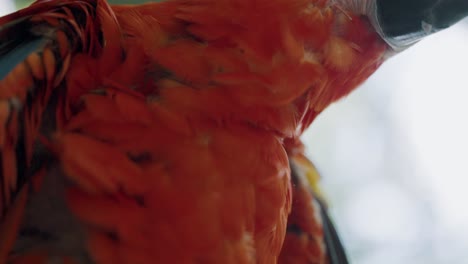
2,1 -> 468,263
304,19 -> 468,264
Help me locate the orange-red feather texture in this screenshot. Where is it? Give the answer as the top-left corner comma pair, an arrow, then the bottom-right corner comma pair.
0,0 -> 388,263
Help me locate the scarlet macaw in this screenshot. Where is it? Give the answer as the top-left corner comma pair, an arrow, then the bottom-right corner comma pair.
0,0 -> 466,263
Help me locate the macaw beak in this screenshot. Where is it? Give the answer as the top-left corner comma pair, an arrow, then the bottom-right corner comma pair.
370,0 -> 468,51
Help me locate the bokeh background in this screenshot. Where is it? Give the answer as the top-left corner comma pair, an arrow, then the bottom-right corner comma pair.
1,1 -> 468,263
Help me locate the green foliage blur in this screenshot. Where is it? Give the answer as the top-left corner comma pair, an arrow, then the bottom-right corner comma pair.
15,0 -> 31,8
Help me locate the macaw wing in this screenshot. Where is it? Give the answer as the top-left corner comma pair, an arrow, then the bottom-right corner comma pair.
280,153 -> 349,264
0,18 -> 48,80
0,1 -> 108,261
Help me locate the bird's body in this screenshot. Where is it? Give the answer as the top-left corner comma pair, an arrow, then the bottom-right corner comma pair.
1,0 -> 466,263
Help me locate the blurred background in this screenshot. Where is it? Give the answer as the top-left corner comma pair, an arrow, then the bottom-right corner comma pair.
1,1 -> 468,263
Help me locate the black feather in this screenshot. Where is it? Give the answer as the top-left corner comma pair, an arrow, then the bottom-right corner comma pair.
317,198 -> 350,264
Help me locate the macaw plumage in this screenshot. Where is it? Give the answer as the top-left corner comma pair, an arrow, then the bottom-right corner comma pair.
0,0 -> 466,263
